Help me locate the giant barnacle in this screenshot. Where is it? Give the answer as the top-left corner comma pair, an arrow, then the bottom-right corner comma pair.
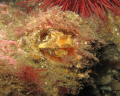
17,6 -> 105,67
23,28 -> 78,63
15,6 -> 105,95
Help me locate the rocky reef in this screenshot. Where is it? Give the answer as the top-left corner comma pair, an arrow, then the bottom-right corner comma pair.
0,1 -> 120,96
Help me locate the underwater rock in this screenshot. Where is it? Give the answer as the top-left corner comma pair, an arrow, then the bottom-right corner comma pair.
100,86 -> 112,91
0,2 -> 111,96
98,75 -> 112,85
110,80 -> 120,91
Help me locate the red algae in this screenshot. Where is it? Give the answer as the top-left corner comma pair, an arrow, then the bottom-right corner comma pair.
15,65 -> 46,83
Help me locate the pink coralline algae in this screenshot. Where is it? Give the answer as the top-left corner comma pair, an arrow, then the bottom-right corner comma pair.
0,4 -> 27,65
0,39 -> 21,65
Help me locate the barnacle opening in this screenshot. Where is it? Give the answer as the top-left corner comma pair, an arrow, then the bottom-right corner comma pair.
38,29 -> 77,62
22,28 -> 79,63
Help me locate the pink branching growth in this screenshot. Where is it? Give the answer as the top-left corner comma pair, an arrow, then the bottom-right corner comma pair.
17,0 -> 120,30
17,0 -> 42,13
19,6 -> 96,42
15,65 -> 46,84
15,65 -> 47,95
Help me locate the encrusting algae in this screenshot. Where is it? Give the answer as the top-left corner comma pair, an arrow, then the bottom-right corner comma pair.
1,1 -> 120,96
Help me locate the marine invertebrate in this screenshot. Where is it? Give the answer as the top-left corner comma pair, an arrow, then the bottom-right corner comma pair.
41,0 -> 120,17
13,6 -> 106,95
17,0 -> 120,29
15,6 -> 104,65
38,30 -> 75,63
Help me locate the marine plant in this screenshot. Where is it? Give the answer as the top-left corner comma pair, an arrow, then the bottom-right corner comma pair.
17,0 -> 120,30
15,65 -> 46,83
15,64 -> 47,95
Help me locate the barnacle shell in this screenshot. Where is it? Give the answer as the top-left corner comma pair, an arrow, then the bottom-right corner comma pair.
38,30 -> 74,49
38,30 -> 76,59
18,6 -> 104,65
